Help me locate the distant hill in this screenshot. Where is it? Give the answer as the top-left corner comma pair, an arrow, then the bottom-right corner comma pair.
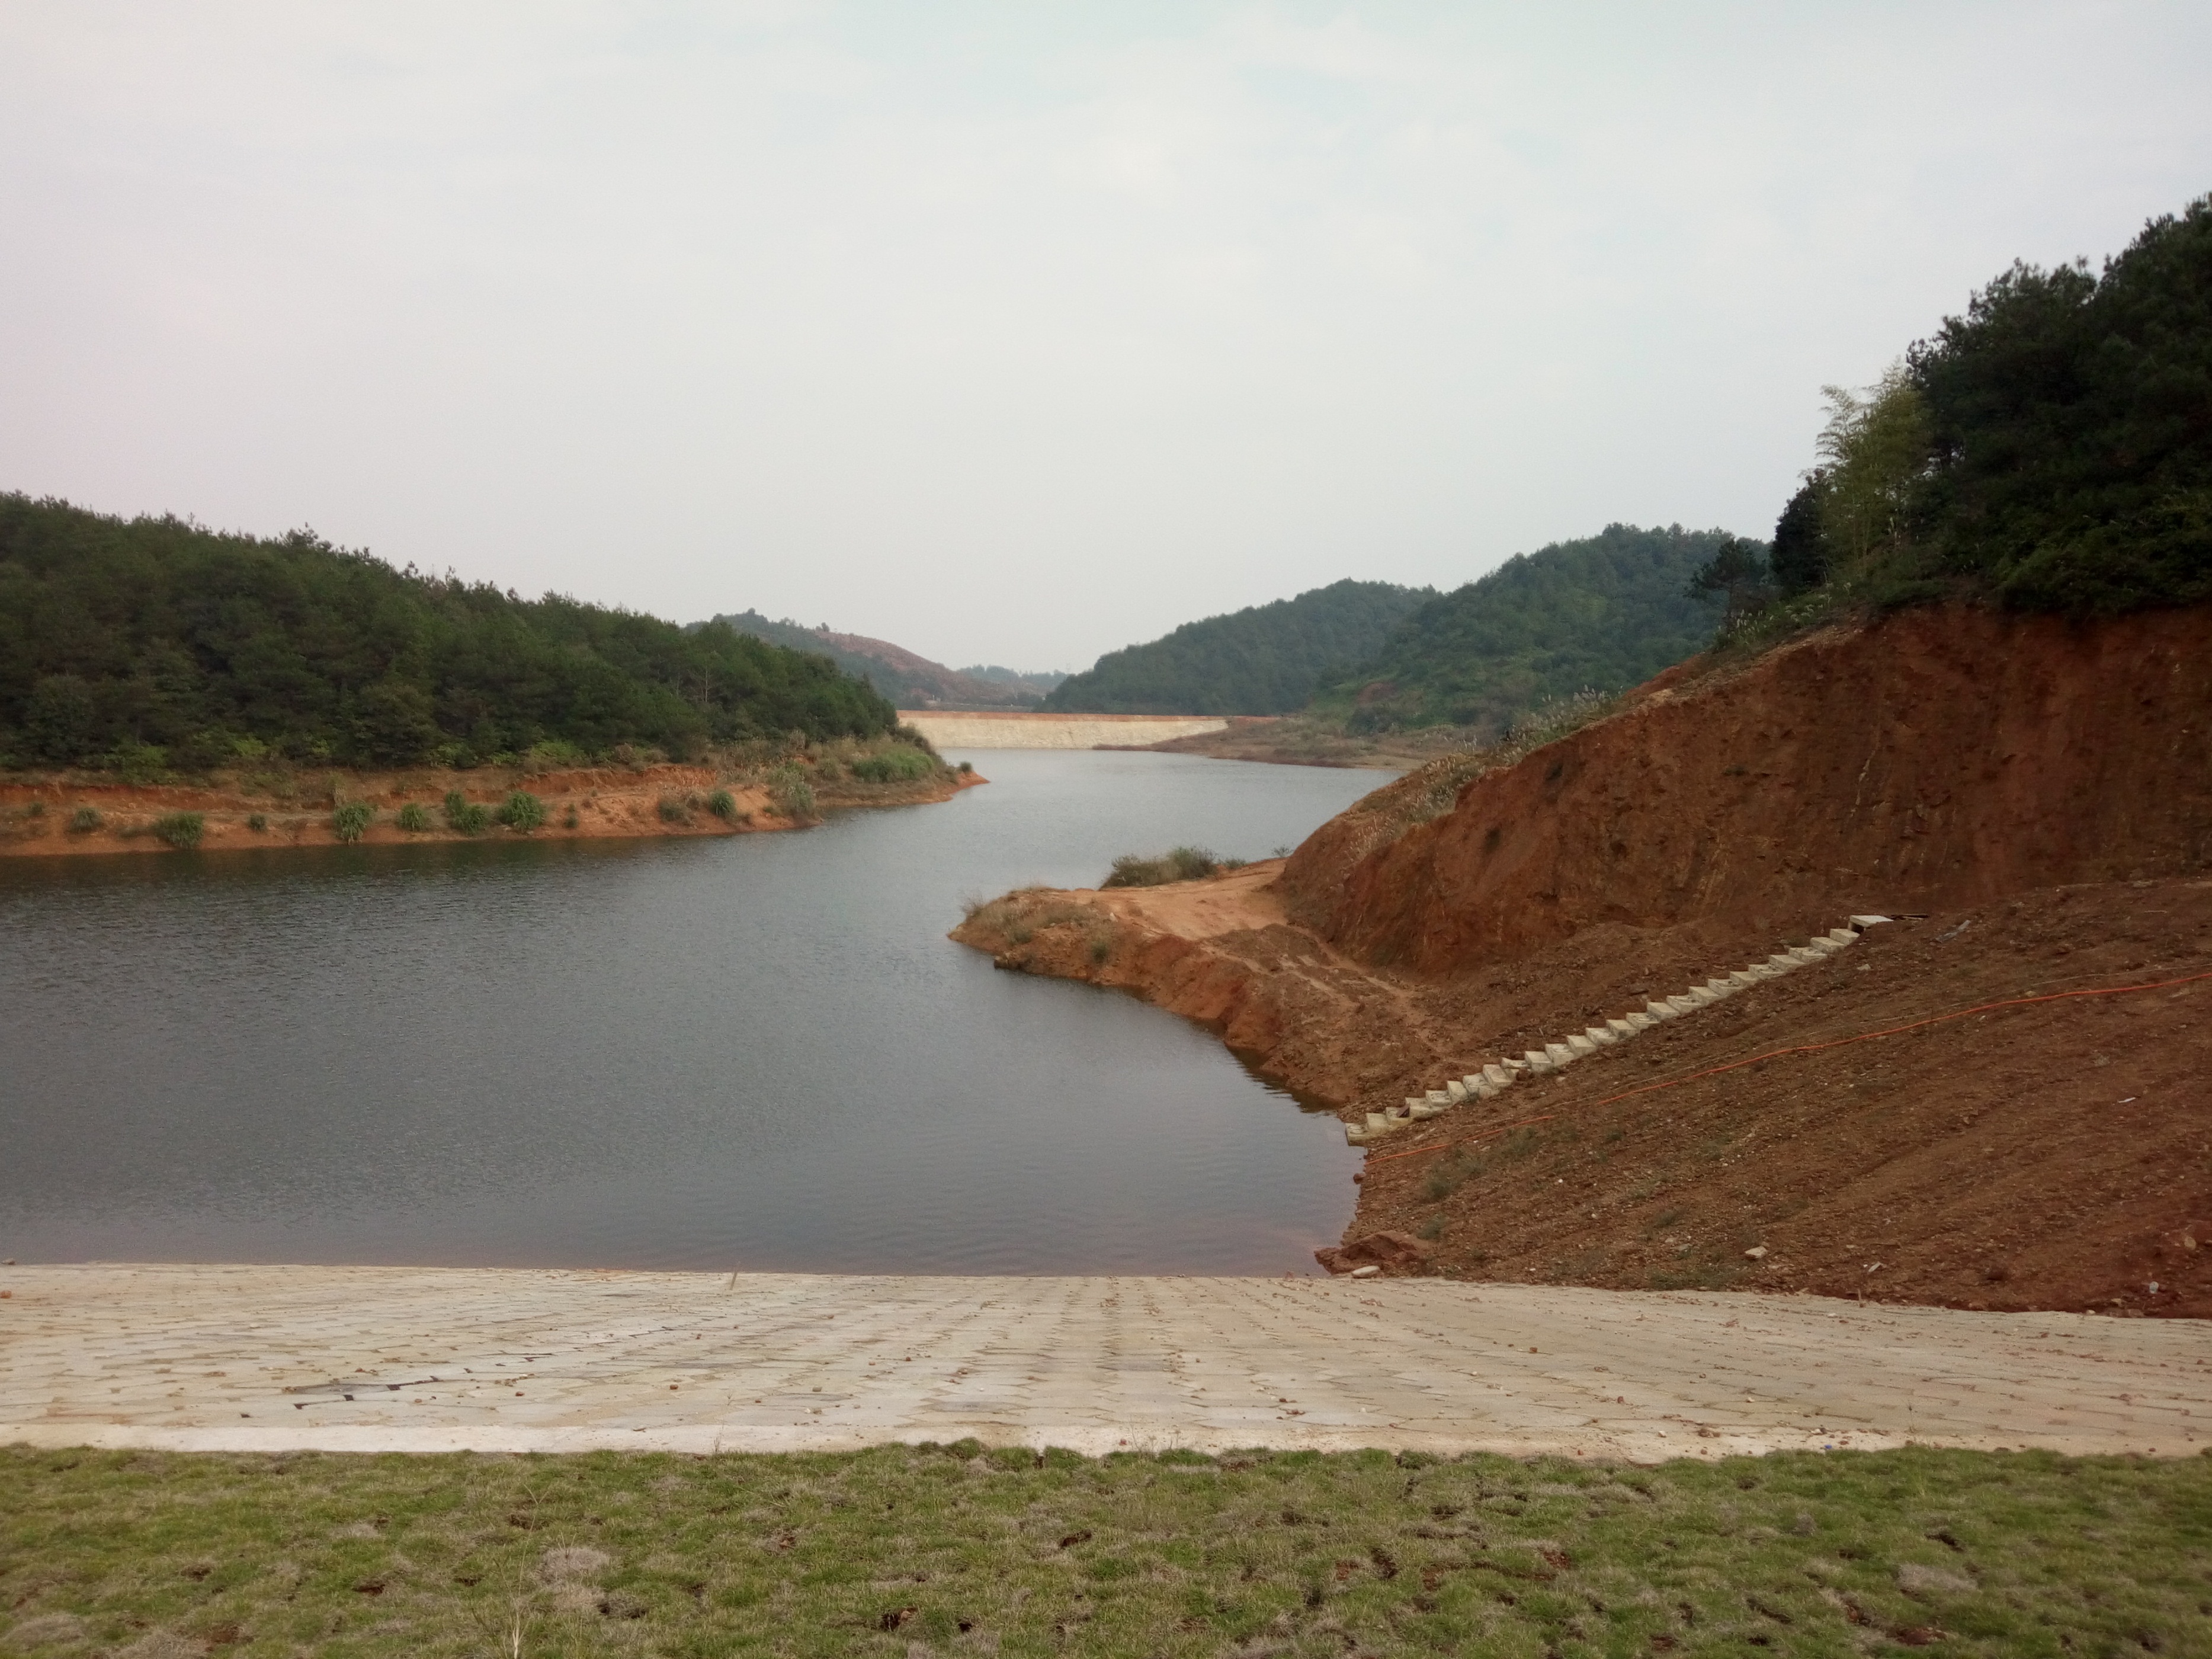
1041,579 -> 1431,715
1311,524 -> 1745,734
0,495 -> 897,771
957,663 -> 1067,694
710,612 -> 1060,710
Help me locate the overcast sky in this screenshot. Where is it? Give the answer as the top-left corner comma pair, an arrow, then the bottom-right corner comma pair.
4,4 -> 2207,671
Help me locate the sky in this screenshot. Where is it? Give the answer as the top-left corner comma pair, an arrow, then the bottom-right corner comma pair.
4,4 -> 2208,672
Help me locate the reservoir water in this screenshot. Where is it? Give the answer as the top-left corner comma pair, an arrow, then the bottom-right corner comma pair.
0,752 -> 1384,1274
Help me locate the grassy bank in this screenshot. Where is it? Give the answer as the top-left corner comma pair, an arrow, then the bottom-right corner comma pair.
3,1445 -> 2206,1657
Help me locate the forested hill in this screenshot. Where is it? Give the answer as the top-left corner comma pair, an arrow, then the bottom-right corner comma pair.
0,495 -> 897,773
1043,579 -> 1430,715
1313,526 -> 1739,733
708,610 -> 1051,710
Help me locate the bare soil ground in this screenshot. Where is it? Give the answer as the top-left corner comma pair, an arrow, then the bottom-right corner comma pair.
959,872 -> 2210,1317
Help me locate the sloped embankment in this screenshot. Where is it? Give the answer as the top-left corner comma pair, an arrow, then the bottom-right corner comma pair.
1282,603 -> 2212,966
953,604 -> 2212,1314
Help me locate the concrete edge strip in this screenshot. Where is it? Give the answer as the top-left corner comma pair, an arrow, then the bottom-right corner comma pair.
1350,917 -> 1893,1144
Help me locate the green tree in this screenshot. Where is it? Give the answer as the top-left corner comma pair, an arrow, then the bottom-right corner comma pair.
1685,536 -> 1774,632
1768,477 -> 1829,597
1813,364 -> 1932,581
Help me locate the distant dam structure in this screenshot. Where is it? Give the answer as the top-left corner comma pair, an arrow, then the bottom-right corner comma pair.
899,711 -> 1230,750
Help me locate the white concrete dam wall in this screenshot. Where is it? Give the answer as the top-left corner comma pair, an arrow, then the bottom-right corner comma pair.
900,712 -> 1229,750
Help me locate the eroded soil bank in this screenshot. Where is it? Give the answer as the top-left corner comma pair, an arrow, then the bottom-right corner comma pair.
954,604 -> 2212,1317
0,761 -> 981,856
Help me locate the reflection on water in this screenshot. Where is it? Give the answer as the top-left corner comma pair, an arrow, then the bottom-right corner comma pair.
0,751 -> 1386,1273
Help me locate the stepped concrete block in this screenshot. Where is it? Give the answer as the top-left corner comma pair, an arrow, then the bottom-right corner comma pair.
1410,1101 -> 1444,1120
1504,1057 -> 1530,1072
1787,946 -> 1828,965
1804,936 -> 1842,954
1827,928 -> 1858,945
1607,1018 -> 1639,1039
1403,1098 -> 1426,1115
1625,1011 -> 1657,1032
1666,994 -> 1701,1015
1482,1064 -> 1513,1087
1766,953 -> 1800,971
1646,1001 -> 1679,1021
1745,962 -> 1784,979
1685,985 -> 1719,1007
1544,1042 -> 1577,1067
1344,1124 -> 1368,1145
1704,978 -> 1736,997
1525,1049 -> 1556,1072
1849,914 -> 1892,930
1365,1112 -> 1390,1133
1426,1090 -> 1453,1106
1445,1080 -> 1469,1104
1585,1025 -> 1618,1046
1566,1033 -> 1599,1058
1724,971 -> 1760,989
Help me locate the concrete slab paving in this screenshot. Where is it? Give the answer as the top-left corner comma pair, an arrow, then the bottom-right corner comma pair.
2,1264 -> 2205,1459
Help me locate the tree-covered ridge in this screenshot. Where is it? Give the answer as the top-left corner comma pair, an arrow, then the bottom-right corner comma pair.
1707,194 -> 2211,629
1042,579 -> 1430,715
0,495 -> 897,773
1316,525 -> 1739,734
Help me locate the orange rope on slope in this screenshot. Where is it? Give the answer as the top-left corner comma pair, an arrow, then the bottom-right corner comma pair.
1361,964 -> 2212,1169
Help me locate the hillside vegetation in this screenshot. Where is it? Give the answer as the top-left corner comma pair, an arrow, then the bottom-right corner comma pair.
1043,578 -> 1428,715
1708,193 -> 2211,635
1313,524 -> 1733,734
0,497 -> 897,774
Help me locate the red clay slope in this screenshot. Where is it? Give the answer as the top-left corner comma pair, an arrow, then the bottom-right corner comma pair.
1284,604 -> 2212,971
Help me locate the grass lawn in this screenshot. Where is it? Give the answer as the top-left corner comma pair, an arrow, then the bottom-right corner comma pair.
3,1444 -> 2208,1657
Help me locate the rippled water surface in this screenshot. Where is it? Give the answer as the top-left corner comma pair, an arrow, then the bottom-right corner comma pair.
0,752 -> 1386,1273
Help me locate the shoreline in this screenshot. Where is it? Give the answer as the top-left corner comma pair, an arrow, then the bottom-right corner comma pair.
0,762 -> 984,858
952,864 -> 2212,1319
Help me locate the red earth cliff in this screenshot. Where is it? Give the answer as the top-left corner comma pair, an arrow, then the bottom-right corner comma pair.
1283,604 -> 2212,970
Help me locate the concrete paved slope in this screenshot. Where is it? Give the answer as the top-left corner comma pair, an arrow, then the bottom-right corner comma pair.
2,1266 -> 2203,1459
